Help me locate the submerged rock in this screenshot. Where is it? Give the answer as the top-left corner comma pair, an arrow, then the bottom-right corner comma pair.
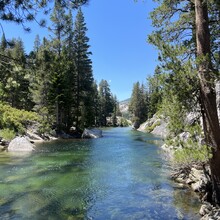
8,136 -> 35,152
82,128 -> 102,139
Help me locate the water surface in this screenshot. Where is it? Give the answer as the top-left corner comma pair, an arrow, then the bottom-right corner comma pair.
0,127 -> 200,219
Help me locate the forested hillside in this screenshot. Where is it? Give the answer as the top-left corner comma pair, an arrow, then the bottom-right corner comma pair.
0,2 -> 122,139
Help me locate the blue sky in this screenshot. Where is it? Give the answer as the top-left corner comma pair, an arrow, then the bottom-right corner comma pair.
1,0 -> 158,101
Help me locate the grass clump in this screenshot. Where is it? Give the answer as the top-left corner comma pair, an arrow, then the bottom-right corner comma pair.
145,120 -> 161,132
173,142 -> 212,166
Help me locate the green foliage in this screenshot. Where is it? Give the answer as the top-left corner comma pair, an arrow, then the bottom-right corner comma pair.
98,79 -> 115,126
0,102 -> 39,134
159,95 -> 185,137
0,0 -> 89,31
0,2 -> 119,135
119,117 -> 131,127
0,38 -> 33,110
145,120 -> 161,133
129,82 -> 148,125
0,128 -> 16,141
174,144 -> 212,166
37,107 -> 54,135
147,0 -> 219,136
30,7 -> 97,131
68,8 -> 95,130
166,122 -> 210,166
147,66 -> 164,118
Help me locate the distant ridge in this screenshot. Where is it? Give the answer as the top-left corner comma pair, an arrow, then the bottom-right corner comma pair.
119,98 -> 130,104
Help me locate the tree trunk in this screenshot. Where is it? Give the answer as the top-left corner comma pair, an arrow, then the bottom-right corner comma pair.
195,0 -> 220,205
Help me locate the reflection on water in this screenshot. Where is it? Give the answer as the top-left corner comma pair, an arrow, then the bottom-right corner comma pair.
0,127 -> 200,219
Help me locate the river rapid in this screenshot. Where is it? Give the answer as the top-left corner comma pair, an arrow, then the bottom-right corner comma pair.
0,127 -> 200,219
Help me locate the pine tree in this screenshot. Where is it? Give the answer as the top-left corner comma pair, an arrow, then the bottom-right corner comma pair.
72,8 -> 95,130
149,0 -> 220,204
98,80 -> 114,126
49,0 -> 68,130
0,34 -> 9,101
92,81 -> 101,126
0,0 -> 89,31
33,35 -> 41,53
0,34 -> 7,51
129,82 -> 148,128
30,37 -> 54,133
0,38 -> 32,110
112,95 -> 121,127
195,0 -> 220,204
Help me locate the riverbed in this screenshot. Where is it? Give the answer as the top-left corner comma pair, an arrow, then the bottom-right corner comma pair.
0,127 -> 200,219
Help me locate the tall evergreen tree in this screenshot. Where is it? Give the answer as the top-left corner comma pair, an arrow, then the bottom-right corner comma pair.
92,81 -> 101,126
33,34 -> 41,53
149,0 -> 220,204
98,80 -> 114,126
129,82 -> 148,128
0,38 -> 32,110
72,8 -> 95,129
147,66 -> 163,118
30,37 -> 55,132
112,95 -> 121,127
0,34 -> 7,51
195,0 -> 220,204
49,0 -> 68,130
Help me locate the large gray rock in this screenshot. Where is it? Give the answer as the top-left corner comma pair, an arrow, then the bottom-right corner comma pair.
132,121 -> 140,129
151,120 -> 168,138
138,114 -> 158,131
185,112 -> 200,126
178,131 -> 191,142
138,114 -> 168,138
8,136 -> 35,152
82,128 -> 102,139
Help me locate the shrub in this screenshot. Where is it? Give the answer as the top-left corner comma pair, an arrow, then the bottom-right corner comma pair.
0,128 -> 16,141
159,95 -> 185,137
0,102 -> 39,134
119,117 -> 131,127
173,143 -> 212,166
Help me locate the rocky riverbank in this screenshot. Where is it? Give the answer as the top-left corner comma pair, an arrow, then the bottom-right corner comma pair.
0,129 -> 57,152
170,160 -> 220,220
138,113 -> 220,220
0,127 -> 103,152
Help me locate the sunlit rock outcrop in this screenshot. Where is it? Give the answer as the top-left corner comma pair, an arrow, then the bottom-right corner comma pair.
8,136 -> 35,152
138,114 -> 168,138
82,128 -> 102,139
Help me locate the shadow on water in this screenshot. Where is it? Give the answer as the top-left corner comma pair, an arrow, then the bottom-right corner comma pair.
0,127 -> 200,219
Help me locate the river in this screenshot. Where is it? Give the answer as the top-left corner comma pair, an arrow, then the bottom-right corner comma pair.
0,127 -> 200,219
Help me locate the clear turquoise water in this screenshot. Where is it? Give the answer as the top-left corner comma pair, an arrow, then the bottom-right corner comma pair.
0,127 -> 200,219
